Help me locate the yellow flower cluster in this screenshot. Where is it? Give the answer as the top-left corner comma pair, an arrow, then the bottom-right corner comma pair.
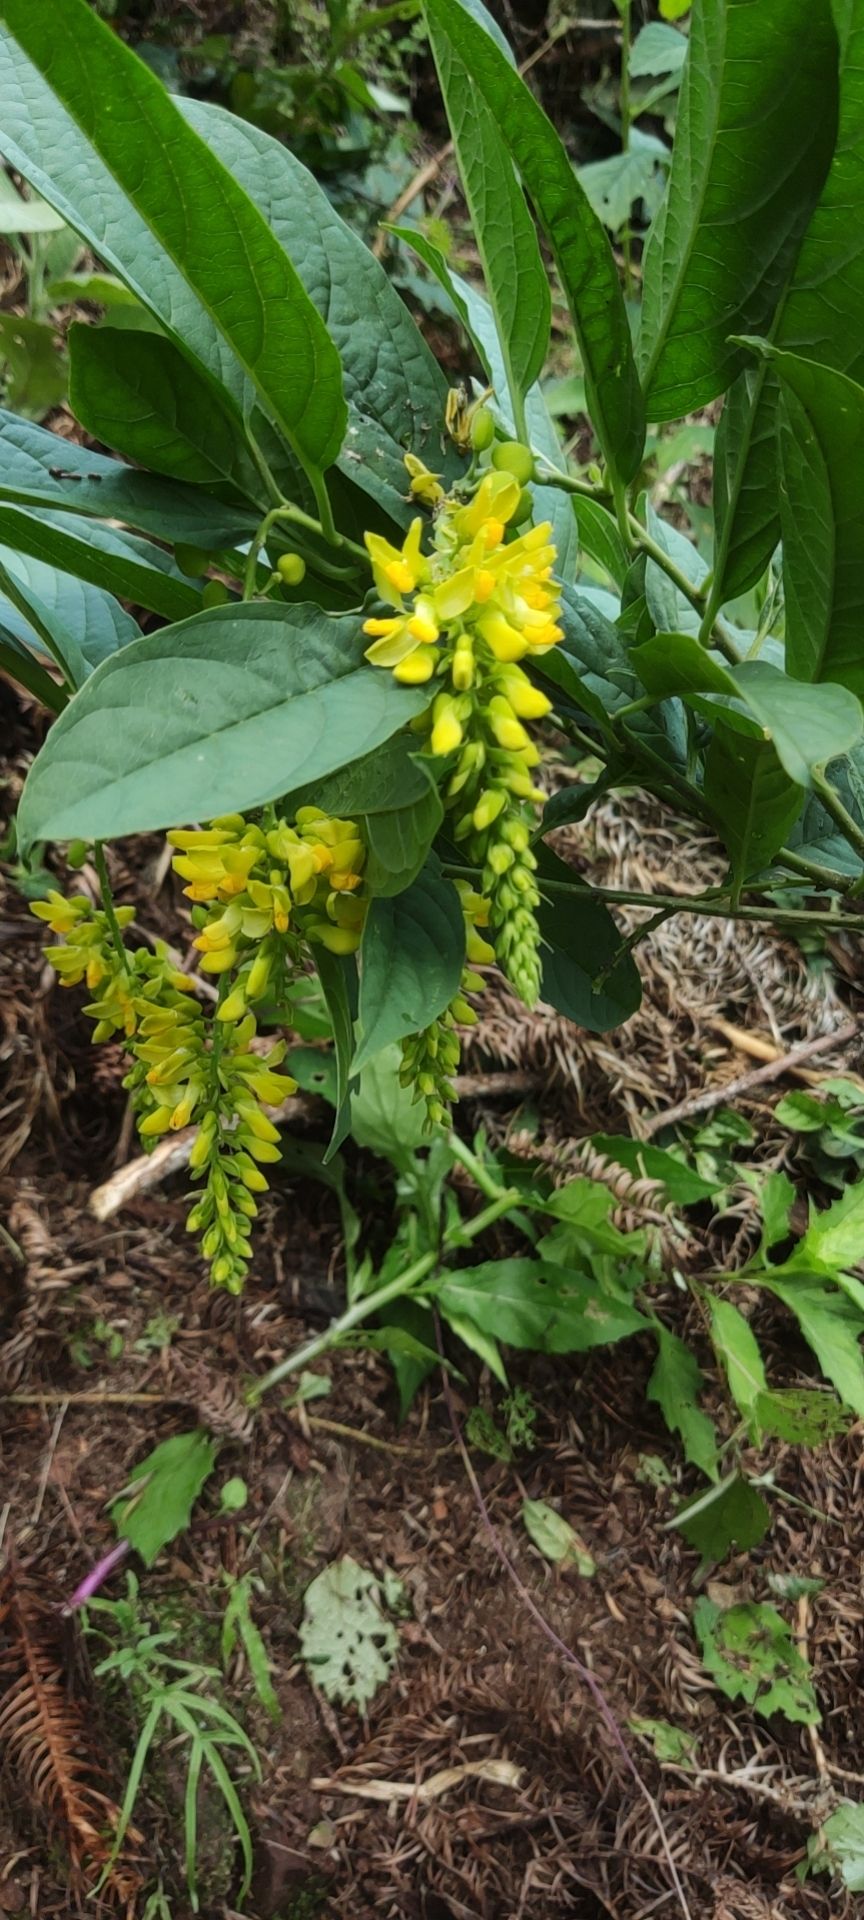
168,804 -> 368,1022
399,884 -> 495,1127
362,465 -> 562,1004
30,889 -> 195,1041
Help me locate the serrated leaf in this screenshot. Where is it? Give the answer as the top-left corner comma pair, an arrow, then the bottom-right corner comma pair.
671,1474 -> 770,1559
435,1259 -> 649,1354
17,604 -> 427,851
111,1429 -> 217,1567
796,1179 -> 864,1270
522,1499 -> 596,1576
422,0 -> 644,485
0,0 -> 346,476
693,1598 -> 820,1724
647,1326 -> 718,1480
68,324 -> 259,495
639,0 -> 838,420
758,1273 -> 864,1416
353,865 -> 465,1072
299,1557 -> 400,1710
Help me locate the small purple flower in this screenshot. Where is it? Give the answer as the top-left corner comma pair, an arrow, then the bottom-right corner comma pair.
63,1537 -> 131,1614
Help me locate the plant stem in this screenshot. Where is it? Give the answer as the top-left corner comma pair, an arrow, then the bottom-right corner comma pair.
94,843 -> 132,975
618,0 -> 634,299
242,503 -> 368,601
245,1250 -> 440,1403
441,860 -> 864,932
811,769 -> 864,872
447,1132 -> 511,1204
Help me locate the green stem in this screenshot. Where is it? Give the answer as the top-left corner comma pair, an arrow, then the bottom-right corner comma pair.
242,503 -> 367,602
618,0 -> 633,299
447,1132 -> 511,1205
93,843 -> 132,976
532,467 -> 613,504
811,769 -> 864,874
441,860 -> 864,932
245,1251 -> 439,1403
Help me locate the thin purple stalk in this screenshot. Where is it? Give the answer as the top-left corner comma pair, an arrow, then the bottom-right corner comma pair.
433,1315 -> 693,1920
63,1537 -> 130,1614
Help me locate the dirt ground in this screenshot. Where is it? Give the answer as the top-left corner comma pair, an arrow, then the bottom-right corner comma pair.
2,677 -> 864,1920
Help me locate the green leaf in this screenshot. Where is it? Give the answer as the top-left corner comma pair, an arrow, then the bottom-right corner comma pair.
704,718 -> 803,883
299,1557 -> 400,1710
758,1169 -> 795,1253
290,735 -> 435,821
353,864 -> 465,1072
707,1297 -> 767,1418
0,545 -> 140,680
0,0 -> 346,477
629,1717 -> 696,1764
0,501 -> 200,622
0,407 -> 259,548
647,1326 -> 718,1480
751,1387 -> 848,1446
0,313 -> 67,417
435,1258 -> 649,1354
820,1803 -> 864,1892
422,0 -> 644,485
349,1046 -> 429,1159
762,1274 -> 864,1416
693,1598 -> 820,1724
0,172 -> 65,231
760,348 -> 864,699
671,1473 -> 770,1559
535,845 -> 642,1034
629,22 -> 688,77
578,131 -> 670,237
364,780 -> 443,898
660,0 -> 691,17
424,4 -> 550,425
714,10 -> 864,604
796,1179 -> 864,1270
549,583 -> 688,769
17,604 -> 427,852
315,947 -> 358,1162
111,1429 -> 217,1566
643,507 -> 709,638
639,0 -> 838,419
591,1135 -> 722,1208
183,103 -> 459,526
522,1499 -> 596,1576
68,325 -> 259,496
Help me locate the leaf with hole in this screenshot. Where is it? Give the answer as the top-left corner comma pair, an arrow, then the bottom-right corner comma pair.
693,1598 -> 820,1724
299,1557 -> 401,1710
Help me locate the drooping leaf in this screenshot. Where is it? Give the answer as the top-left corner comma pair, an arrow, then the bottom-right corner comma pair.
0,501 -> 200,622
0,0 -> 346,477
707,1297 -> 767,1419
694,1598 -> 820,1723
17,605 -> 427,851
546,583 -> 688,770
639,0 -> 838,419
647,1326 -> 718,1480
0,407 -> 259,547
182,102 -> 461,526
424,3 -> 549,424
353,865 -> 465,1072
68,325 -> 260,496
422,0 -> 645,485
111,1429 -> 217,1567
761,1274 -> 864,1416
704,718 -> 803,883
434,1259 -> 649,1354
535,844 -> 642,1034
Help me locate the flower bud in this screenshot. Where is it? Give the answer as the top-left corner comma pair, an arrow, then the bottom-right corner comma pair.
469,405 -> 495,452
492,440 -> 535,485
277,552 -> 307,586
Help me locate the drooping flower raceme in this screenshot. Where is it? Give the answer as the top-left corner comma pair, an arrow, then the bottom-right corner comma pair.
362,466 -> 562,1005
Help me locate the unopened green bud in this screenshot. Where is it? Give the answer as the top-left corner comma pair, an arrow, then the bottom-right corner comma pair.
276,552 -> 307,587
492,440 -> 535,485
470,405 -> 495,452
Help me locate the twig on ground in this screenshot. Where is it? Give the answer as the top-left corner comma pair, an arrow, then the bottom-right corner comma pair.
311,1759 -> 523,1803
642,1021 -> 858,1139
433,1316 -> 695,1920
661,1759 -> 831,1820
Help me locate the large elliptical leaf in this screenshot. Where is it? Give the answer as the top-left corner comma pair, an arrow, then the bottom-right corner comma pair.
0,545 -> 141,680
639,0 -> 838,421
17,605 -> 428,851
422,0 -> 644,485
182,102 -> 461,527
0,501 -> 200,622
0,0 -> 346,483
713,1 -> 864,604
423,5 -> 550,433
703,718 -> 802,886
353,866 -> 465,1072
